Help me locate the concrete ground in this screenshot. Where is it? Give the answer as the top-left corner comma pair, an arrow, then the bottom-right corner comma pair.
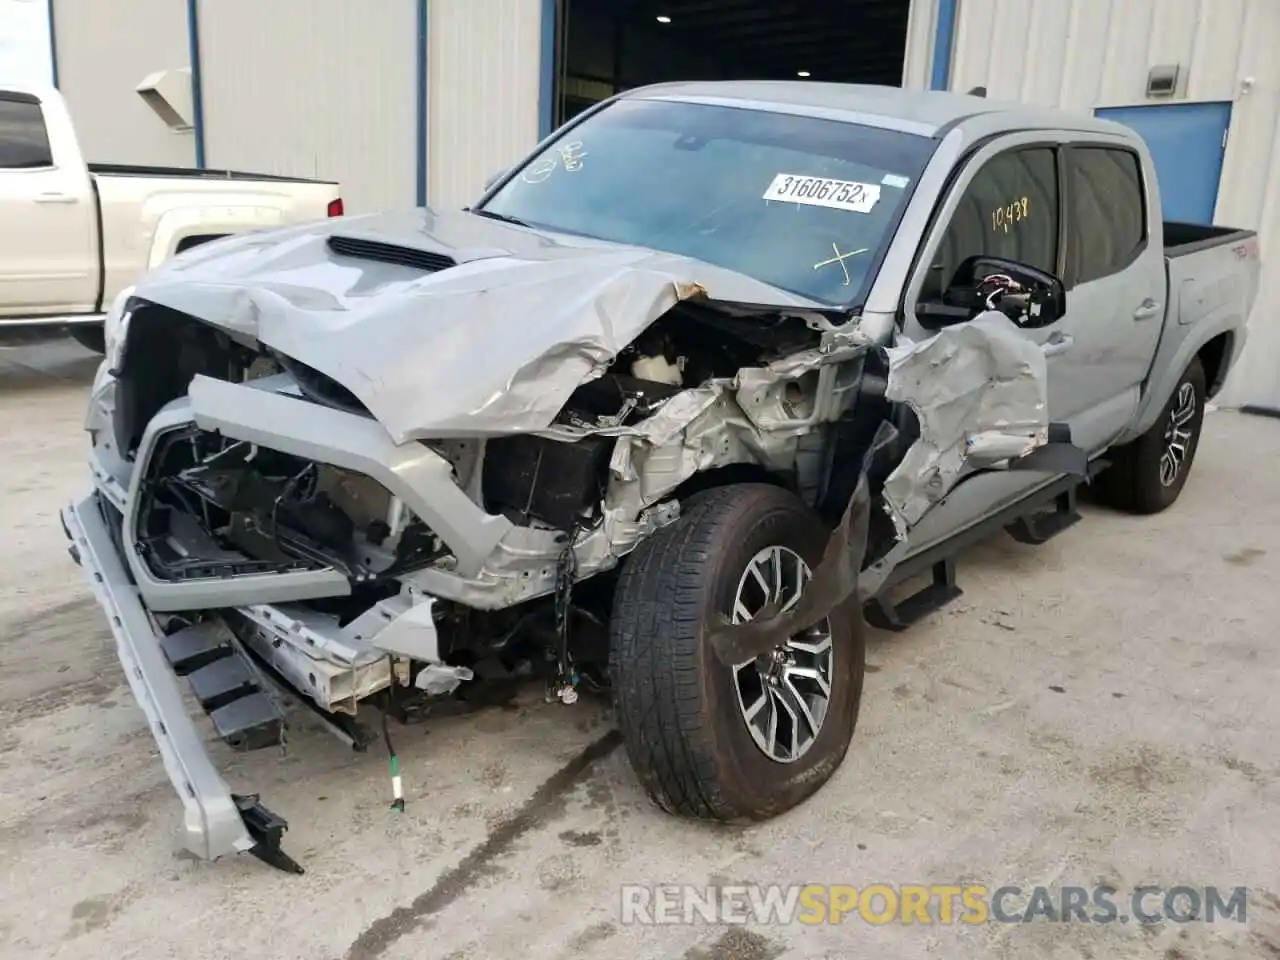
1,333 -> 1279,960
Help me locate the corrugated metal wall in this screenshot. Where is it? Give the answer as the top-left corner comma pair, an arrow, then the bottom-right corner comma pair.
198,0 -> 419,213
901,0 -> 940,89
426,0 -> 542,209
50,0 -> 193,165
930,0 -> 1280,407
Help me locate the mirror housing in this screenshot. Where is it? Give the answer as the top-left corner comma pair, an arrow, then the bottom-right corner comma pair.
916,255 -> 1067,330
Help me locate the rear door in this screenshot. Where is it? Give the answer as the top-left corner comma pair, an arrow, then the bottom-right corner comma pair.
0,91 -> 97,316
1055,141 -> 1166,448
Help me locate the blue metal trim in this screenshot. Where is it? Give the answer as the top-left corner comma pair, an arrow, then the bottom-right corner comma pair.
47,0 -> 59,87
930,0 -> 958,91
416,0 -> 428,206
186,0 -> 206,167
538,0 -> 557,138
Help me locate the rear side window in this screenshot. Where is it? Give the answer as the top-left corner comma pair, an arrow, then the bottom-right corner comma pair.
923,148 -> 1059,300
1065,147 -> 1146,284
0,95 -> 53,169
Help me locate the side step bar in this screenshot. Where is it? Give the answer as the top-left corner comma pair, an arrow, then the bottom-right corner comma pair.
0,311 -> 104,328
160,620 -> 286,752
865,464 -> 1104,632
61,494 -> 302,873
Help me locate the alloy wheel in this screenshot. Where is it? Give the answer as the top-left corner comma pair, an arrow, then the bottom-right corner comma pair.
730,545 -> 834,764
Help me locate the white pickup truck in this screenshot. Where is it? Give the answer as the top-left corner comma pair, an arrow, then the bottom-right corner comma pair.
0,83 -> 342,350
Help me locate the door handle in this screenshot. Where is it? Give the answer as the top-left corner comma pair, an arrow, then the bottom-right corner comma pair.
1042,333 -> 1073,357
34,192 -> 79,204
1133,298 -> 1162,320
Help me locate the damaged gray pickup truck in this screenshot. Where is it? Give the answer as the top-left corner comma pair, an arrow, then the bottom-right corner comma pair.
61,82 -> 1261,872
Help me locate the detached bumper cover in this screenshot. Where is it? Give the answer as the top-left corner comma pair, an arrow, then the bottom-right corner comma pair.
61,493 -> 255,862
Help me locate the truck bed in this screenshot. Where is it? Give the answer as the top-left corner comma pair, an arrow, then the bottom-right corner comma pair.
1164,220 -> 1256,257
89,163 -> 336,185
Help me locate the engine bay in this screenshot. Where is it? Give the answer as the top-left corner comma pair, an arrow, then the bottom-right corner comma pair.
136,426 -> 448,584
483,301 -> 823,529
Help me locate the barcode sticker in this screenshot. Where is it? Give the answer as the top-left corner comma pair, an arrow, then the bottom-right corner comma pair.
761,174 -> 881,213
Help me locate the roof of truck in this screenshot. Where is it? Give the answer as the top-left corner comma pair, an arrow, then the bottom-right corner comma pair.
624,80 -> 1128,139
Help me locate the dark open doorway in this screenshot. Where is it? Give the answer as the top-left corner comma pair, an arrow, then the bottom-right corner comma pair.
553,0 -> 912,125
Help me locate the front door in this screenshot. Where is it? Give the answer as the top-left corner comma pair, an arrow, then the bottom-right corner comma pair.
898,135 -> 1160,554
1095,101 -> 1231,224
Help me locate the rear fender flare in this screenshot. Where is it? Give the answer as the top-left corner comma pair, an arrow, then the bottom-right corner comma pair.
1120,317 -> 1243,444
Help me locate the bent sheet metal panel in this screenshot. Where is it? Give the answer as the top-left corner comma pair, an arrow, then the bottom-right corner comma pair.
702,312 -> 1065,666
62,495 -> 254,861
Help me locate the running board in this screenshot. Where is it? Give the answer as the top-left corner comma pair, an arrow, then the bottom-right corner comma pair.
235,794 -> 305,874
865,558 -> 961,632
160,619 -> 287,752
865,467 -> 1103,632
1005,484 -> 1081,545
0,312 -> 104,328
62,494 -> 301,871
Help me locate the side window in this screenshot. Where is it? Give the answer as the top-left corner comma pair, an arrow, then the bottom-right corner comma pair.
0,95 -> 54,169
922,147 -> 1059,300
1065,147 -> 1146,284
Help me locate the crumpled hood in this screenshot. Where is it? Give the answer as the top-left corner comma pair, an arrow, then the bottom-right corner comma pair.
132,207 -> 829,443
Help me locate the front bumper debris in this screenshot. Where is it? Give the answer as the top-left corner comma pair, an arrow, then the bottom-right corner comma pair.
61,493 -> 301,871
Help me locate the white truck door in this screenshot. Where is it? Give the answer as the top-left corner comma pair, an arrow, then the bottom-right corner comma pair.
0,90 -> 97,317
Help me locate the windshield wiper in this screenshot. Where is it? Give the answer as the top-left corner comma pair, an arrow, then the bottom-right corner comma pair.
469,208 -> 531,228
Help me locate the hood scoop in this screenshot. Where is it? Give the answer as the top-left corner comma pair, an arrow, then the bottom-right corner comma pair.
327,235 -> 458,273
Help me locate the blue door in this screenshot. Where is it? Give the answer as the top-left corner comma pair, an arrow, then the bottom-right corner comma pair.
1094,102 -> 1232,224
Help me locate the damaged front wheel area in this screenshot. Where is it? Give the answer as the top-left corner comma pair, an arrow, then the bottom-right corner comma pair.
610,483 -> 864,821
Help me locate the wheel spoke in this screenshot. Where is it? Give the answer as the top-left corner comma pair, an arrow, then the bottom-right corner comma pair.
788,632 -> 832,656
777,551 -> 805,613
778,673 -> 821,739
770,685 -> 801,759
747,557 -> 772,599
784,663 -> 831,698
771,547 -> 784,603
1171,384 -> 1197,426
764,694 -> 780,757
733,597 -> 753,624
742,691 -> 769,724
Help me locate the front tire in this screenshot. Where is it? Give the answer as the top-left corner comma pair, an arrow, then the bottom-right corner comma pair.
610,483 -> 864,822
1097,357 -> 1206,514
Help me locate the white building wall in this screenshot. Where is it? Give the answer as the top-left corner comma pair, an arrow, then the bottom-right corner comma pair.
50,0 -> 193,165
426,0 -> 542,210
930,0 -> 1280,408
198,0 -> 419,214
901,0 -> 940,90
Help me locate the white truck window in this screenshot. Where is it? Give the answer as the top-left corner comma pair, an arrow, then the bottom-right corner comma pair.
1065,147 -> 1146,284
0,94 -> 54,169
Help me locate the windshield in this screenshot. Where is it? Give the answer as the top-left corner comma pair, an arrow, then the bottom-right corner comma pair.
479,98 -> 937,306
